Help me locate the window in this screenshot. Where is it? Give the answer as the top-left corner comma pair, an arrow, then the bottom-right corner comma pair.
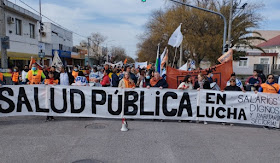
15,19 -> 22,35
59,44 -> 63,50
239,58 -> 248,67
29,24 -> 35,39
260,58 -> 269,64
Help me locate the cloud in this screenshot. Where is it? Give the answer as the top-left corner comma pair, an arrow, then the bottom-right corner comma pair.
15,0 -> 280,58
16,0 -> 167,58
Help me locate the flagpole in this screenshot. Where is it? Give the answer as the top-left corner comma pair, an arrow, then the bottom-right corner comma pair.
172,47 -> 178,68
179,42 -> 183,67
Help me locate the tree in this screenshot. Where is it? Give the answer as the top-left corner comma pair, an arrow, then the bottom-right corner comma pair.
82,32 -> 108,65
110,46 -> 135,64
137,0 -> 265,67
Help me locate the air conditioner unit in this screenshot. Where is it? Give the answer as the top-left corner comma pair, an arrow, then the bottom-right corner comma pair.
7,17 -> 15,24
41,32 -> 46,37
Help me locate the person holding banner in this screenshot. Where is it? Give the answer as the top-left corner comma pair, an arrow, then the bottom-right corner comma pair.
147,72 -> 168,89
100,70 -> 111,87
224,78 -> 242,91
194,73 -> 211,91
178,75 -> 193,90
20,65 -> 29,85
44,72 -> 59,85
118,72 -> 135,88
194,73 -> 210,125
226,73 -> 245,91
11,67 -> 20,85
72,66 -> 79,80
257,74 -> 280,129
245,70 -> 262,91
44,72 -> 57,121
49,66 -> 60,80
25,64 -> 46,85
258,74 -> 280,94
136,70 -> 146,88
72,71 -> 88,86
111,68 -> 120,87
89,67 -> 102,87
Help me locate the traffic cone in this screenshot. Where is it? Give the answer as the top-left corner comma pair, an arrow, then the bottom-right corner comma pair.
121,118 -> 128,132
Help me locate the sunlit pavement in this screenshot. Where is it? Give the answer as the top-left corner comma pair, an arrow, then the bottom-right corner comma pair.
0,116 -> 280,163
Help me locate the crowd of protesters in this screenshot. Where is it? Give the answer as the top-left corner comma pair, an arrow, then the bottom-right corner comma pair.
0,64 -> 279,95
0,64 -> 279,128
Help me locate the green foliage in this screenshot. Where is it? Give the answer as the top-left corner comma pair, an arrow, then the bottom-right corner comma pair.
137,0 -> 265,67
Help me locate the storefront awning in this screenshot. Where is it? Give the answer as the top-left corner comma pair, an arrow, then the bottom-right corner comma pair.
0,51 -> 47,60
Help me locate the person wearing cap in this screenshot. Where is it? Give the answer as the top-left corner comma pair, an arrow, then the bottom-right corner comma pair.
226,72 -> 245,92
25,63 -> 46,85
11,67 -> 20,85
224,77 -> 242,91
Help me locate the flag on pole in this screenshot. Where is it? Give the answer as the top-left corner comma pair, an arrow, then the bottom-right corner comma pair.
155,44 -> 160,73
29,56 -> 43,70
124,58 -> 127,64
168,23 -> 183,48
160,47 -> 168,69
51,51 -> 63,72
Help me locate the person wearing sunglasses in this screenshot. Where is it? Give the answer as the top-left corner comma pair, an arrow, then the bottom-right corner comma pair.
257,74 -> 280,94
224,77 -> 242,91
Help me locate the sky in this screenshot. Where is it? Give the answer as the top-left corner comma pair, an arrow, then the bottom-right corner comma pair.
14,0 -> 280,59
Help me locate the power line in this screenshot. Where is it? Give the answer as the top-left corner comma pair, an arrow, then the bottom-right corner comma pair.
18,0 -> 88,40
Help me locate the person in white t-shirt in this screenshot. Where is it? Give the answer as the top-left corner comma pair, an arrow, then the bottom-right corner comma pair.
89,67 -> 102,87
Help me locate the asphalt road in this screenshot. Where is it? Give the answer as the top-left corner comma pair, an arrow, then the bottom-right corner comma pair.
0,116 -> 280,163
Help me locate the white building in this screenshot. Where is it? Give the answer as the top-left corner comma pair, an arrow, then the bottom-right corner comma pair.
0,0 -> 40,68
40,22 -> 73,66
233,32 -> 280,76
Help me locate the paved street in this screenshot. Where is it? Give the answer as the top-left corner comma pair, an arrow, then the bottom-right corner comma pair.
0,116 -> 280,163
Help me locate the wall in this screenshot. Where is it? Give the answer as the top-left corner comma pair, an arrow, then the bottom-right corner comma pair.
3,1 -> 40,56
233,56 -> 273,75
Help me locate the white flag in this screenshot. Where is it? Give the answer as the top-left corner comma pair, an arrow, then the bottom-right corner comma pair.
168,24 -> 183,48
51,51 -> 63,72
179,62 -> 188,70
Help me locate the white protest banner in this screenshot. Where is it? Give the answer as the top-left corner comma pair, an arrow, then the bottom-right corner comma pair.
105,61 -> 123,68
0,86 -> 197,120
135,62 -> 148,69
198,90 -> 280,128
1,86 -> 279,128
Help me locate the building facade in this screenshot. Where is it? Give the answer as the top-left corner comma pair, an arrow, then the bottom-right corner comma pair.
0,0 -> 40,69
40,22 -> 73,66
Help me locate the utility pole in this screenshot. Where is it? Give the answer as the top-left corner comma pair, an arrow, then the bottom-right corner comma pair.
0,0 -> 8,68
39,0 -> 43,65
179,40 -> 183,67
87,37 -> 90,67
227,0 -> 233,47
